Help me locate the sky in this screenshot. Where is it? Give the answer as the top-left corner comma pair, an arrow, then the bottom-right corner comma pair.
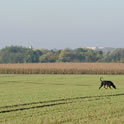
0,0 -> 124,49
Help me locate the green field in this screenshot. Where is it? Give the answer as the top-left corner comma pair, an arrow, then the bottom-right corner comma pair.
0,74 -> 124,124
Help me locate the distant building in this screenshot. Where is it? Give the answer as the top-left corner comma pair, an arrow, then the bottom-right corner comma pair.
87,46 -> 104,50
29,45 -> 33,49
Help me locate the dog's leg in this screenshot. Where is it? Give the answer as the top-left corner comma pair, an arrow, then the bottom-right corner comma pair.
109,86 -> 112,89
99,83 -> 103,89
104,85 -> 107,89
104,85 -> 108,89
106,85 -> 108,89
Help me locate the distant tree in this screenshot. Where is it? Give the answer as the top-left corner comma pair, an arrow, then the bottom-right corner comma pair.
0,46 -> 28,63
0,46 -> 42,63
74,48 -> 87,62
57,49 -> 75,62
103,48 -> 124,62
40,51 -> 56,62
0,46 -> 124,63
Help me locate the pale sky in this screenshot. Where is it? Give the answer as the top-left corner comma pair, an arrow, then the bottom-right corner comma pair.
0,0 -> 124,49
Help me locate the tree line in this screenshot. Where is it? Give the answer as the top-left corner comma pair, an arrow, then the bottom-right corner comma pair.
0,46 -> 124,63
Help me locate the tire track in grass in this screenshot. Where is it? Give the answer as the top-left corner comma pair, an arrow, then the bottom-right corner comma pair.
0,97 -> 124,123
0,98 -> 102,123
0,102 -> 70,114
0,93 -> 124,114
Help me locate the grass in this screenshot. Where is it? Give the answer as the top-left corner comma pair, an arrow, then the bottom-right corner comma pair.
0,74 -> 124,124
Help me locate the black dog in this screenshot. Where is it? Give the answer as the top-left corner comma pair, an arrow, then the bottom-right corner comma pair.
99,77 -> 116,89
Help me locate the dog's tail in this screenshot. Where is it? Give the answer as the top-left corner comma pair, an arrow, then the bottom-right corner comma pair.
112,83 -> 116,89
100,77 -> 103,82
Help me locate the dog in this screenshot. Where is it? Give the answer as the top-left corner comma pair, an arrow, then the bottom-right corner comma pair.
99,77 -> 116,89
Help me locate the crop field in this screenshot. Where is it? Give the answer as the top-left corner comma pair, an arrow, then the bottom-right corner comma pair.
0,74 -> 124,124
0,63 -> 124,74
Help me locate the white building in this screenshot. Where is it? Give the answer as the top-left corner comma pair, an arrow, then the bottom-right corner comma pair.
87,46 -> 104,50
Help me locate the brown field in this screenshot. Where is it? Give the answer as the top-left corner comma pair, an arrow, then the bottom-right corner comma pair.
0,63 -> 124,74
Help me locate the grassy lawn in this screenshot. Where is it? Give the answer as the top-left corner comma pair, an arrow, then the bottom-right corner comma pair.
0,74 -> 124,124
